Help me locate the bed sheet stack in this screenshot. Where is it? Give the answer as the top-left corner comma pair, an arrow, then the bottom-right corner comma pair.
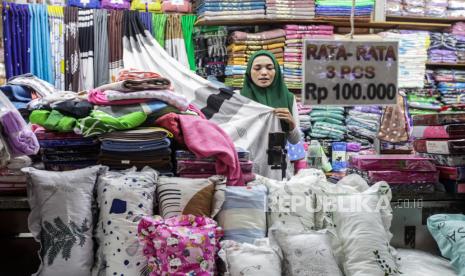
428,32 -> 457,64
175,148 -> 255,182
348,154 -> 439,194
380,31 -> 429,89
266,0 -> 315,19
35,130 -> 99,171
433,69 -> 465,108
345,106 -> 382,149
309,107 -> 346,141
98,128 -> 174,175
412,112 -> 465,194
225,29 -> 286,88
196,0 -> 266,21
315,0 -> 374,21
403,70 -> 443,115
283,24 -> 334,90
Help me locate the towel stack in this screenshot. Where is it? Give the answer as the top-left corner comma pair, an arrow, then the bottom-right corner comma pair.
315,0 -> 374,21
225,29 -> 286,88
283,24 -> 334,90
98,128 -> 174,175
266,0 -> 315,19
412,112 -> 465,194
176,148 -> 255,182
428,33 -> 457,64
345,106 -> 382,148
433,69 -> 465,107
349,154 -> 439,194
196,0 -> 266,21
35,130 -> 99,171
380,31 -> 429,88
310,107 -> 346,141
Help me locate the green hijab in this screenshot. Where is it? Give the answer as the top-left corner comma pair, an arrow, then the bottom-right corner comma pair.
241,50 -> 294,115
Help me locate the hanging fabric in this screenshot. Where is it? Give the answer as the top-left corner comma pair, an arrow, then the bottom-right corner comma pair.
48,6 -> 65,90
138,12 -> 152,34
2,2 -> 30,79
29,4 -> 53,84
93,9 -> 109,87
64,7 -> 80,91
108,10 -> 124,83
152,13 -> 167,48
181,14 -> 197,71
78,9 -> 94,90
165,14 -> 189,69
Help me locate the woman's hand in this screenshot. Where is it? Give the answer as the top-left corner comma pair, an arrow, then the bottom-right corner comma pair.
274,108 -> 296,131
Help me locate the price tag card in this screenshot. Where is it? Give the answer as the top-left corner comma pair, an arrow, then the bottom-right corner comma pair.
302,38 -> 398,106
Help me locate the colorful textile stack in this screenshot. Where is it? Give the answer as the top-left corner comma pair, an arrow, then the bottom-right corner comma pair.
194,26 -> 228,79
433,69 -> 465,108
412,112 -> 465,194
176,148 -> 255,183
345,106 -> 382,148
196,0 -> 266,21
315,0 -> 374,21
283,24 -> 334,89
380,31 -> 429,88
386,0 -> 450,18
403,70 -> 442,116
297,103 -> 312,133
348,154 -> 439,194
428,33 -> 457,64
98,128 -> 174,175
35,129 -> 99,171
225,29 -> 286,88
310,107 -> 346,141
266,0 -> 315,19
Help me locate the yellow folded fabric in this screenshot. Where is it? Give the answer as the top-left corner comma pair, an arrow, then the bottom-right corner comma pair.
131,0 -> 162,12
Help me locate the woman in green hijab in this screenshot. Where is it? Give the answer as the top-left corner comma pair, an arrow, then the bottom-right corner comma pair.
241,50 -> 301,144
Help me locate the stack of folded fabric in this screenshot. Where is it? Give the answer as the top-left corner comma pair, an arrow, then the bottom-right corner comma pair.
428,33 -> 457,64
434,69 -> 465,108
194,26 -> 228,79
297,102 -> 312,134
283,24 -> 334,89
34,129 -> 100,171
380,31 -> 429,88
348,154 -> 439,194
402,0 -> 425,16
403,70 -> 442,116
225,29 -> 286,88
425,0 -> 448,17
412,112 -> 465,194
447,0 -> 465,17
345,106 -> 382,148
315,0 -> 374,21
98,128 -> 174,175
196,0 -> 266,21
175,148 -> 255,182
310,107 -> 346,141
266,0 -> 315,19
0,156 -> 31,195
455,35 -> 465,63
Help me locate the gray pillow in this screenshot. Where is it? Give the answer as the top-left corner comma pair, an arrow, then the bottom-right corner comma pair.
23,166 -> 106,276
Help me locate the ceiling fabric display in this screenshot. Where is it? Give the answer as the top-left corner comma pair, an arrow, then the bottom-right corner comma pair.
122,12 -> 283,180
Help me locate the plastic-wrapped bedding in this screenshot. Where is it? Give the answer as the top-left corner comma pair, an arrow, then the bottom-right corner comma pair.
396,249 -> 457,276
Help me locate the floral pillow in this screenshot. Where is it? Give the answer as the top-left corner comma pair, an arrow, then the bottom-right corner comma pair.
23,166 -> 106,276
92,167 -> 157,276
138,215 -> 223,275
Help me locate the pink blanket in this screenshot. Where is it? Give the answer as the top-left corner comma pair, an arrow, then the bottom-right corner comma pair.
88,90 -> 150,106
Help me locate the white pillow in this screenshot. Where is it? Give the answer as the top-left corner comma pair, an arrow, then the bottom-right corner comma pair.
23,166 -> 106,276
92,167 -> 157,276
219,239 -> 281,276
333,182 -> 400,276
270,229 -> 343,276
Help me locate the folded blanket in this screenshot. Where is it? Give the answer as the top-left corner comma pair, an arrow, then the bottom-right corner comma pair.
162,0 -> 192,13
96,78 -> 171,92
229,29 -> 286,42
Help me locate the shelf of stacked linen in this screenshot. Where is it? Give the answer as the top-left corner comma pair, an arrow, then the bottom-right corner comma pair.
345,106 -> 382,149
380,31 -> 429,89
385,0 -> 465,18
412,112 -> 465,194
283,24 -> 334,90
266,0 -> 315,19
34,129 -> 100,171
403,70 -> 442,116
428,33 -> 457,64
309,107 -> 346,141
433,69 -> 465,108
348,154 -> 439,194
315,0 -> 374,21
196,0 -> 266,21
175,149 -> 255,182
225,29 -> 286,88
98,128 -> 174,175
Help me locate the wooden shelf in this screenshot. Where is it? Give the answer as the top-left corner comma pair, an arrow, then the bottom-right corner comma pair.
387,15 -> 465,24
195,18 -> 451,30
426,62 -> 465,67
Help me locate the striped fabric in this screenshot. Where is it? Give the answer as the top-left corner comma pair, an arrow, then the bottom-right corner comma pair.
216,185 -> 267,244
78,9 -> 94,90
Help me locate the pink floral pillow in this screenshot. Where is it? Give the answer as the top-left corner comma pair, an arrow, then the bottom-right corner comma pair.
138,215 -> 223,275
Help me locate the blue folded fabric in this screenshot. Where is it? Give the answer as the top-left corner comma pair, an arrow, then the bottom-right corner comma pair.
39,139 -> 98,148
101,138 -> 171,152
0,85 -> 32,109
67,0 -> 100,8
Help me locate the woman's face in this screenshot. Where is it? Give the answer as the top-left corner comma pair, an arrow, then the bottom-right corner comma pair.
250,55 -> 276,88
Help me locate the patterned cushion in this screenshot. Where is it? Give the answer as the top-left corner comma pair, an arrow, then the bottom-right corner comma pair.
23,166 -> 105,276
157,176 -> 225,218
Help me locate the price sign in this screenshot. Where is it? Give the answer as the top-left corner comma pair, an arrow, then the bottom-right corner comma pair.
302,39 -> 398,106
